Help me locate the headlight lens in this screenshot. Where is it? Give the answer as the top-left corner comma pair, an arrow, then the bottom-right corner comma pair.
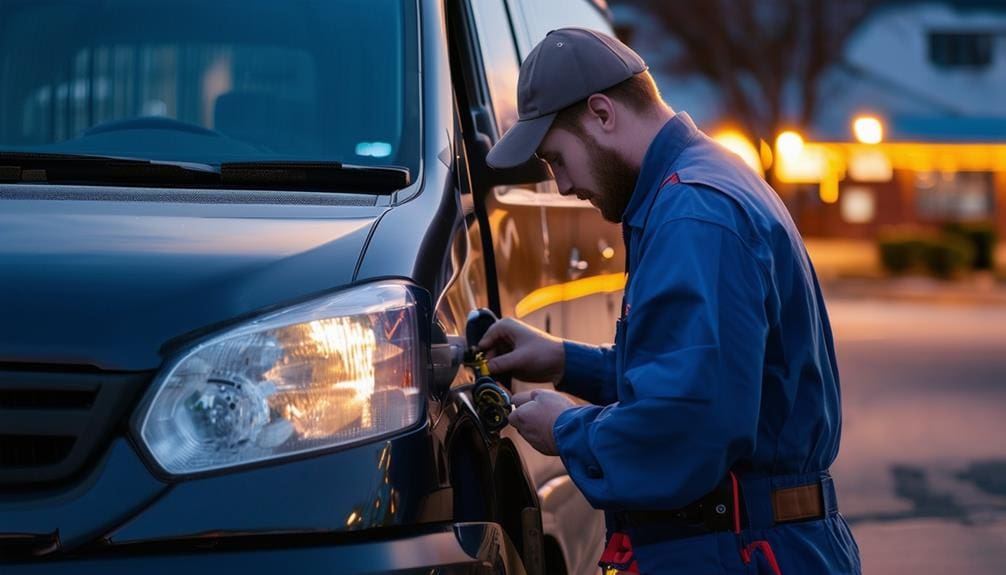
137,282 -> 422,475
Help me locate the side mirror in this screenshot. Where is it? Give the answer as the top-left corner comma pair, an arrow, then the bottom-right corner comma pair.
465,308 -> 512,390
465,308 -> 499,348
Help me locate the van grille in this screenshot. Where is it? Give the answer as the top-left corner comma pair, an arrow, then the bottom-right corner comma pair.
0,367 -> 150,487
0,388 -> 97,409
0,435 -> 76,467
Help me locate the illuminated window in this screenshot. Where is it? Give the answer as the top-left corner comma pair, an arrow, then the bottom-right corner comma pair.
840,186 -> 876,224
915,171 -> 994,220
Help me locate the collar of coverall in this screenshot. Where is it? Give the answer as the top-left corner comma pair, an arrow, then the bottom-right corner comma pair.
622,111 -> 699,229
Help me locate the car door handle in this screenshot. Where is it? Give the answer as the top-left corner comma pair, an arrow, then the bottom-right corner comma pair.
568,247 -> 588,279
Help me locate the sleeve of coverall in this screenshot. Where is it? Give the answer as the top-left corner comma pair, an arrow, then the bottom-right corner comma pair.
556,341 -> 618,406
552,218 -> 769,510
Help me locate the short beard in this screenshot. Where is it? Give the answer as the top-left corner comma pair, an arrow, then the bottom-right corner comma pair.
581,132 -> 639,223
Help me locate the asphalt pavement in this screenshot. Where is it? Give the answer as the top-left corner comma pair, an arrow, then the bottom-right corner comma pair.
827,295 -> 1006,574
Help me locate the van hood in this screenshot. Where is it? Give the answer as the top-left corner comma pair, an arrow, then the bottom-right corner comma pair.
0,193 -> 385,370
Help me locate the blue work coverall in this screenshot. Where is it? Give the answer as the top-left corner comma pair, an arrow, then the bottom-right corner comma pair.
553,113 -> 861,574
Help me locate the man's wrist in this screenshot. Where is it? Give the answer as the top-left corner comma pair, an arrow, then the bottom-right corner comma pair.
557,341 -> 597,390
551,337 -> 566,383
548,405 -> 578,455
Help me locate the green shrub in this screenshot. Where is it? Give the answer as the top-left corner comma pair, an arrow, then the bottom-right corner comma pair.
876,226 -> 977,279
878,239 -> 914,273
877,227 -> 931,274
922,235 -> 975,279
941,222 -> 997,271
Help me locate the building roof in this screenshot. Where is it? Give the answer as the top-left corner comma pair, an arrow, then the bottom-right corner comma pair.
887,116 -> 1006,142
885,0 -> 1006,10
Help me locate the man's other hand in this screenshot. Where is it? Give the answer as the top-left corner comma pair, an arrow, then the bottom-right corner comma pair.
477,318 -> 565,383
508,389 -> 575,456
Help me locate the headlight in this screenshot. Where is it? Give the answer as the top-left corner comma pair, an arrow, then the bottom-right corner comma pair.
136,281 -> 423,475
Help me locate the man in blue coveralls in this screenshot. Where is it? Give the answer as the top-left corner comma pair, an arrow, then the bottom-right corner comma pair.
480,28 -> 861,574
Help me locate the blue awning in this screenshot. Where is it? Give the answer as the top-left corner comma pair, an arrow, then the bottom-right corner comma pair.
886,116 -> 1006,142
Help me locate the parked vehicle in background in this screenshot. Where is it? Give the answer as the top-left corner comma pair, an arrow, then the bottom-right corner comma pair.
0,0 -> 618,573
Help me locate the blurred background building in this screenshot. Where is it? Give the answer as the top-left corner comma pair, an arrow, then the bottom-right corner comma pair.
612,0 -> 1006,279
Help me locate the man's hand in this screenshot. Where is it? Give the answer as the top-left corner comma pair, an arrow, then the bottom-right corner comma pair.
508,389 -> 575,456
478,318 -> 565,383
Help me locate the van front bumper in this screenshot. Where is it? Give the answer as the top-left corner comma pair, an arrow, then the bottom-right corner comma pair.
3,523 -> 525,575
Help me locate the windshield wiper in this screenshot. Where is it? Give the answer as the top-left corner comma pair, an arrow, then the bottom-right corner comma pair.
0,153 -> 411,194
0,152 -> 217,186
219,161 -> 410,193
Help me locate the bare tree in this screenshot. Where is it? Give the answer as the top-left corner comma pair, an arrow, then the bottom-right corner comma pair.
620,0 -> 885,143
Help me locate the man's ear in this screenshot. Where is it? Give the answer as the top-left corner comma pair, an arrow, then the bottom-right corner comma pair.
585,94 -> 616,133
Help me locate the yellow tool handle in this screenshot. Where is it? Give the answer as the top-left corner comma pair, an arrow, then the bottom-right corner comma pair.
468,350 -> 491,377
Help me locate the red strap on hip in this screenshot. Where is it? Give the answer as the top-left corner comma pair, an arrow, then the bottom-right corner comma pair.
598,532 -> 639,573
731,472 -> 783,574
741,540 -> 783,575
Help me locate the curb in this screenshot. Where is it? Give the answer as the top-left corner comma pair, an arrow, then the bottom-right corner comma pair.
822,278 -> 1006,306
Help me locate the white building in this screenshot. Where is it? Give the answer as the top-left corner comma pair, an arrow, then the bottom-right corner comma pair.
816,0 -> 1006,142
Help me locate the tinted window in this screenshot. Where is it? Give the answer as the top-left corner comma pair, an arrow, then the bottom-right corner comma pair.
470,0 -> 521,134
0,0 -> 420,172
507,0 -> 612,60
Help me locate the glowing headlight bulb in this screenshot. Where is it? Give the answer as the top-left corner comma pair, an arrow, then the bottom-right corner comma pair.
182,376 -> 271,452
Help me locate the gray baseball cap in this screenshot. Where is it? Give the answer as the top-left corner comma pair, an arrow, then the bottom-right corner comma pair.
486,27 -> 647,169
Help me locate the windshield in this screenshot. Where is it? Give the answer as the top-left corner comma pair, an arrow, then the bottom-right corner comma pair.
0,0 -> 420,175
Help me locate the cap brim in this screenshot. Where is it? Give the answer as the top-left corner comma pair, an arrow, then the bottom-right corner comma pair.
486,113 -> 556,169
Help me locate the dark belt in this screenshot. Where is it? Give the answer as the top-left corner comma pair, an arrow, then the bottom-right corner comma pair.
613,470 -> 837,545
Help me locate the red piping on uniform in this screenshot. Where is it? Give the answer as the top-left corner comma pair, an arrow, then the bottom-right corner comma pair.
730,472 -> 782,573
741,541 -> 783,575
729,471 -> 741,534
661,172 -> 680,187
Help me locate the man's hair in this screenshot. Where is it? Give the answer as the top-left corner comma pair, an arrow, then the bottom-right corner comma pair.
551,70 -> 663,137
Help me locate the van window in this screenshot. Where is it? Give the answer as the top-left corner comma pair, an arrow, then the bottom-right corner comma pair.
469,0 -> 521,135
506,0 -> 612,60
0,0 -> 420,173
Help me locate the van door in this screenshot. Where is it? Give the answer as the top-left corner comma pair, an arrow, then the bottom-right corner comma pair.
450,3 -> 610,572
460,0 -> 567,339
505,0 -> 625,345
